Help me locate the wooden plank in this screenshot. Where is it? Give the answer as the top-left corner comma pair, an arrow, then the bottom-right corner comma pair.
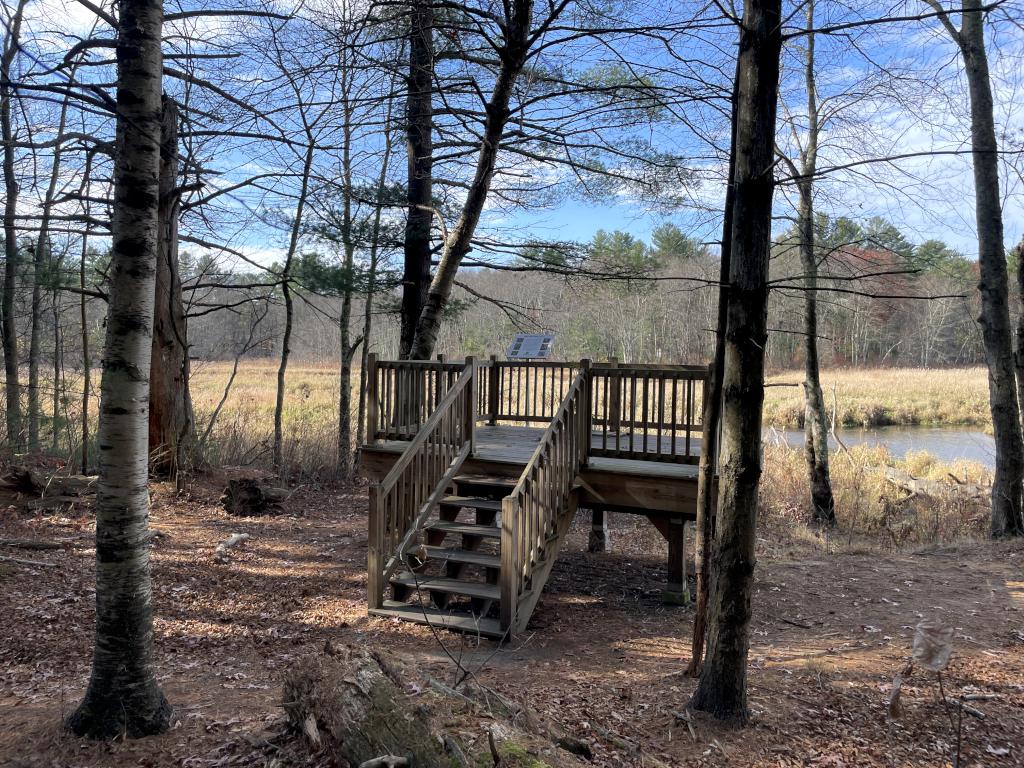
390,572 -> 500,601
415,546 -> 501,569
370,601 -> 504,639
424,520 -> 501,538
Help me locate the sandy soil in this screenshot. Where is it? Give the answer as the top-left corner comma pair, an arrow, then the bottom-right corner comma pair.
1,469 -> 1022,767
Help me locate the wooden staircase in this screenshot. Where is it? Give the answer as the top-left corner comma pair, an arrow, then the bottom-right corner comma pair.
367,361 -> 589,641
370,476 -> 514,639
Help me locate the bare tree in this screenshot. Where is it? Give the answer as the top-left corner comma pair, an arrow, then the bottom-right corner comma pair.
923,0 -> 1024,537
68,0 -> 172,738
778,0 -> 835,525
149,95 -> 196,478
689,0 -> 783,721
1,0 -> 28,452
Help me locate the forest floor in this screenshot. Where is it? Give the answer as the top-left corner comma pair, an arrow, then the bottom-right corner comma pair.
1,468 -> 1023,768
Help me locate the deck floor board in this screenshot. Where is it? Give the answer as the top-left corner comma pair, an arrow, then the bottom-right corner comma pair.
371,424 -> 699,479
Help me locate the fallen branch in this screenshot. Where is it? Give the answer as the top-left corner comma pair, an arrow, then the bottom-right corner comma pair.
0,537 -> 71,550
214,532 -> 251,563
0,554 -> 58,568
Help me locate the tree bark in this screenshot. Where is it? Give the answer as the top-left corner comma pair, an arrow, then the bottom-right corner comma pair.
687,55 -> 740,677
796,3 -> 835,525
925,0 -> 1024,537
79,197 -> 92,475
1,0 -> 27,453
689,0 -> 782,721
149,95 -> 196,478
1014,239 -> 1024,439
67,0 -> 172,738
400,0 -> 435,360
408,0 -> 533,359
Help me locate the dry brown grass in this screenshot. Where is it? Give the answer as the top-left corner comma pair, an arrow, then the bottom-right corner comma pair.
764,367 -> 990,428
759,442 -> 992,553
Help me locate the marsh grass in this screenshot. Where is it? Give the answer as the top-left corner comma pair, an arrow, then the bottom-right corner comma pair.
764,367 -> 990,429
759,442 -> 991,553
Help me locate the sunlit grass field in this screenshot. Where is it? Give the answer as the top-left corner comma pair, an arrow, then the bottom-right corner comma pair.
763,367 -> 990,429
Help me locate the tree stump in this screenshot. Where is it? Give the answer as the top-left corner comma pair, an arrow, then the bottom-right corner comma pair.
220,479 -> 288,516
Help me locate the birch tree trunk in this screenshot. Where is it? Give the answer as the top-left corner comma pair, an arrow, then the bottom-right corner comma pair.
689,0 -> 782,721
1,0 -> 27,453
924,0 -> 1024,537
67,0 -> 172,738
149,96 -> 196,478
400,0 -> 435,359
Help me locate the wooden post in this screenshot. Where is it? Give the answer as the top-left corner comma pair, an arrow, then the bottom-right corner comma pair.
663,516 -> 690,605
588,508 -> 609,552
464,356 -> 476,456
367,483 -> 383,609
580,358 -> 592,467
499,495 -> 516,635
366,353 -> 378,443
608,356 -> 621,433
488,353 -> 499,425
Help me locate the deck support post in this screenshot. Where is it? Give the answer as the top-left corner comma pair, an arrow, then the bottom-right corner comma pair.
367,483 -> 384,609
587,508 -> 609,553
366,353 -> 378,443
488,354 -> 499,425
664,516 -> 690,605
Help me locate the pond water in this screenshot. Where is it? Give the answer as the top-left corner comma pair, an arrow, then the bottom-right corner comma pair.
765,425 -> 995,469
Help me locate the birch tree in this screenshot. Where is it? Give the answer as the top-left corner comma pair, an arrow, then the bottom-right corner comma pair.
68,0 -> 172,738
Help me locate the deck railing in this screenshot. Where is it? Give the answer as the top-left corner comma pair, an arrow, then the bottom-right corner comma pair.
483,358 -> 580,425
366,356 -> 709,464
367,356 -> 468,441
588,362 -> 709,465
500,366 -> 590,632
367,363 -> 476,608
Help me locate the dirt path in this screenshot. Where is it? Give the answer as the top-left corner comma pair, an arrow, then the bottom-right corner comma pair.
1,473 -> 1022,767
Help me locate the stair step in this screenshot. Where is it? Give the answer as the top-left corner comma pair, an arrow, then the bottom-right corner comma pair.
439,495 -> 503,512
423,520 -> 501,539
370,600 -> 504,639
413,545 -> 501,569
390,572 -> 500,601
455,475 -> 516,491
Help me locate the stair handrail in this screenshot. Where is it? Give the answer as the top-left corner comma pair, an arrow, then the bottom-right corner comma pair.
367,361 -> 476,608
499,363 -> 590,632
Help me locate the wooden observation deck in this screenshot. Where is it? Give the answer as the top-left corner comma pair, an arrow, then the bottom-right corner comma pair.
359,356 -> 714,640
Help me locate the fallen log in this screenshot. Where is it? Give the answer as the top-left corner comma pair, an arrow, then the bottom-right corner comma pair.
221,479 -> 289,516
884,467 -> 987,500
1,466 -> 98,497
282,646 -> 452,767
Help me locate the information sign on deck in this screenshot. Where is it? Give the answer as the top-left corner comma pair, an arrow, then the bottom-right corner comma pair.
507,333 -> 555,360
